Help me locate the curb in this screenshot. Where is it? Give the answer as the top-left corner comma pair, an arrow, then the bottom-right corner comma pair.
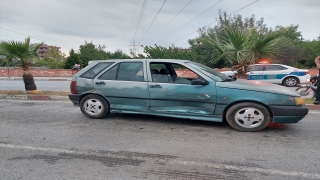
306,104 -> 320,110
0,78 -> 72,81
0,94 -> 69,101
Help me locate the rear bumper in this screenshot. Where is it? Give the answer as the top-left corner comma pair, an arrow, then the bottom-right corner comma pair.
270,104 -> 309,123
68,94 -> 81,105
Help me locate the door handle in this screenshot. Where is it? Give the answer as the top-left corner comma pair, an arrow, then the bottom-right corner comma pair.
149,84 -> 162,88
95,81 -> 106,85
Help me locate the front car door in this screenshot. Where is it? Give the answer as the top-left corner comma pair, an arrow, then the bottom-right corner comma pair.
262,64 -> 289,84
147,60 -> 217,118
93,60 -> 150,113
247,64 -> 266,81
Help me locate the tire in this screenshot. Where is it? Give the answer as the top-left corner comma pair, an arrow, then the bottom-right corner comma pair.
80,94 -> 109,119
295,86 -> 316,98
226,102 -> 271,132
282,77 -> 299,87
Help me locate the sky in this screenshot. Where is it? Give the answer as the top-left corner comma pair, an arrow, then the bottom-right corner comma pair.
0,0 -> 319,56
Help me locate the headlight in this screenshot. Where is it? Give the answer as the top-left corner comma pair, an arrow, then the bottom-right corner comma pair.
295,97 -> 305,105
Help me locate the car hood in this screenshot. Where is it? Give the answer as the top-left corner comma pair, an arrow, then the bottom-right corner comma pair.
216,79 -> 299,96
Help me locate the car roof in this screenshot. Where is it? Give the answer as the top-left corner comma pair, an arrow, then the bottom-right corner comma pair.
88,59 -> 192,64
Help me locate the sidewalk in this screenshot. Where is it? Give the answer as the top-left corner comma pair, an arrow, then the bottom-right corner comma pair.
0,76 -> 72,81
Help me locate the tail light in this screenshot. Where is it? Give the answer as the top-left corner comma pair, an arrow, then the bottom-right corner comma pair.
70,81 -> 77,94
304,72 -> 310,75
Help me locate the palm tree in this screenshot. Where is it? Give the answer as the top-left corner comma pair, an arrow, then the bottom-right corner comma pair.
201,26 -> 288,78
0,37 -> 43,90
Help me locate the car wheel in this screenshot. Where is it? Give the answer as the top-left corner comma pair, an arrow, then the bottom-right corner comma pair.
282,77 -> 299,87
80,94 -> 109,119
226,102 -> 271,132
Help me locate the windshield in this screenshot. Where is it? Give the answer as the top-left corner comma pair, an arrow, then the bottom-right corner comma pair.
187,62 -> 231,82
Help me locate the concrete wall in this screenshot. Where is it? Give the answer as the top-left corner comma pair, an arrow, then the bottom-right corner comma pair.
0,68 -> 73,77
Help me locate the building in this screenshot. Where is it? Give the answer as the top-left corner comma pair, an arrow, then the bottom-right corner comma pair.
37,44 -> 61,58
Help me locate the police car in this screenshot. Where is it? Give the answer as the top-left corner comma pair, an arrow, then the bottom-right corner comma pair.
247,64 -> 310,87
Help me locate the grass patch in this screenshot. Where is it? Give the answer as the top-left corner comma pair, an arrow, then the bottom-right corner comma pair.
0,90 -> 69,96
304,98 -> 315,104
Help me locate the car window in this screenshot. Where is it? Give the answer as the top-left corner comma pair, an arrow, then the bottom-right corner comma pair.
187,62 -> 229,82
117,62 -> 144,81
150,63 -> 170,83
80,62 -> 113,79
98,64 -> 119,80
250,65 -> 264,71
172,64 -> 199,84
265,65 -> 286,71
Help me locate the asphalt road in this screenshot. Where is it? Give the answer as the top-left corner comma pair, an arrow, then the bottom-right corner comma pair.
0,80 -> 70,91
0,99 -> 319,180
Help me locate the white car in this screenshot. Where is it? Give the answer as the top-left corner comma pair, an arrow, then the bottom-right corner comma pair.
220,70 -> 237,77
247,64 -> 310,87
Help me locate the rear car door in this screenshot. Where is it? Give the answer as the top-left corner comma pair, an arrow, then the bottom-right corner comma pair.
147,60 -> 216,116
93,61 -> 150,112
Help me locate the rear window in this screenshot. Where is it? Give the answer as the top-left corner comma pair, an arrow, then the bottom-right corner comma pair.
80,62 -> 113,79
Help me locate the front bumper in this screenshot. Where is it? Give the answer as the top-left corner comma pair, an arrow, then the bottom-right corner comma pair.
270,104 -> 309,123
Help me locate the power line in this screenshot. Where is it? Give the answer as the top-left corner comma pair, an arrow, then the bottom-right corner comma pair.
1,24 -> 74,48
0,4 -> 83,44
148,0 -> 194,40
132,0 -> 148,41
0,26 -> 73,49
156,0 -> 223,44
139,0 -> 167,44
171,0 -> 260,44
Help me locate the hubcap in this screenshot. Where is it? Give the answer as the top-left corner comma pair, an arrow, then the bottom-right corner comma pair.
285,78 -> 297,86
234,107 -> 264,128
83,98 -> 103,116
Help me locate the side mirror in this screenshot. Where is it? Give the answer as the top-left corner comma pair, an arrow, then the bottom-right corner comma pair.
191,79 -> 208,85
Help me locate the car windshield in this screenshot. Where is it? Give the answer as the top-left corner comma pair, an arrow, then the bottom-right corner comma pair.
187,62 -> 232,82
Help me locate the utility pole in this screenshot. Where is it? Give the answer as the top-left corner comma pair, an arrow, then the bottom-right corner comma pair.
129,40 -> 140,57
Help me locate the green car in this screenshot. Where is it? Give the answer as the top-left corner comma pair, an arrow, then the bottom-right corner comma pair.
69,59 -> 308,132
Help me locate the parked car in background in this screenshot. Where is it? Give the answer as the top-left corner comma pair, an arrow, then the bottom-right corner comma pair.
69,59 -> 308,132
247,64 -> 310,87
220,70 -> 237,78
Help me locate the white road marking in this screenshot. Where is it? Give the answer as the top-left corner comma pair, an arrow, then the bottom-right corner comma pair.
1,143 -> 319,179
308,111 -> 320,114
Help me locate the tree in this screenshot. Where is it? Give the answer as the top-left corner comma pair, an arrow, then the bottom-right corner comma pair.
35,48 -> 66,69
297,39 -> 320,68
79,41 -> 108,66
0,37 -> 43,90
201,25 -> 287,78
143,44 -> 196,60
108,49 -> 131,59
63,49 -> 82,69
188,10 -> 270,69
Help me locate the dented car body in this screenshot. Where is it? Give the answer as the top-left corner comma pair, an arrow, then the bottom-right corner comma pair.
69,59 -> 308,132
